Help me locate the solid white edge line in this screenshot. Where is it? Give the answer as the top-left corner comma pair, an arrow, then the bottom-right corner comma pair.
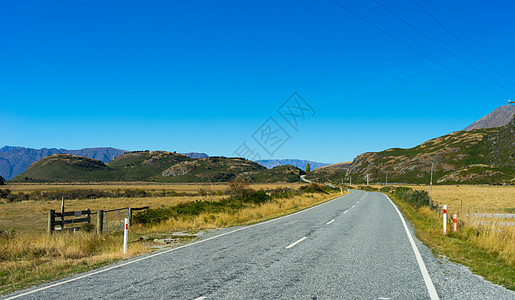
285,237 -> 308,249
326,219 -> 335,225
383,194 -> 440,300
5,193 -> 358,300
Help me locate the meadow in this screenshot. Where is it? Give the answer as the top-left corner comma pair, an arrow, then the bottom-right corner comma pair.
0,182 -> 339,295
388,184 -> 515,290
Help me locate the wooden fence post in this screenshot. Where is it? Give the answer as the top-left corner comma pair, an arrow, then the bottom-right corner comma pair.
128,208 -> 133,227
97,210 -> 104,235
48,209 -> 55,235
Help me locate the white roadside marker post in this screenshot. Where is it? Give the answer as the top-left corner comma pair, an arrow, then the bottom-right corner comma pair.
123,217 -> 129,254
453,214 -> 457,232
443,205 -> 447,234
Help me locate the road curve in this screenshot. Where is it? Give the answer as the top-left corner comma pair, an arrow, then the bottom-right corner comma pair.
4,191 -> 513,299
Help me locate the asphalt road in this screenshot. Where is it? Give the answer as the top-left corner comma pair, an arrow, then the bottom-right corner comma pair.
5,191 -> 514,299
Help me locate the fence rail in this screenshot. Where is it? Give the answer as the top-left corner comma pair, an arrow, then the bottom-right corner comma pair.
48,206 -> 148,235
468,213 -> 515,219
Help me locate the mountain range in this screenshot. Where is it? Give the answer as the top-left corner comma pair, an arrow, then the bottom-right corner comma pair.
255,159 -> 330,171
306,105 -> 515,184
3,105 -> 514,184
0,146 -> 126,181
10,151 -> 305,183
0,147 -> 210,180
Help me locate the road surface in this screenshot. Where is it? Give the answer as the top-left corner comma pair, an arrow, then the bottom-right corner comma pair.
4,191 -> 513,299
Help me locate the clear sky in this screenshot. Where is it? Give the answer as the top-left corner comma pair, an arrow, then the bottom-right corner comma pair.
2,0 -> 514,163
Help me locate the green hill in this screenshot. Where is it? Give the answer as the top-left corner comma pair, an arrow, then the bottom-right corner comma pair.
239,165 -> 305,183
306,161 -> 351,183
107,151 -> 191,181
160,156 -> 265,182
11,154 -> 112,182
10,151 -> 272,183
345,117 -> 515,184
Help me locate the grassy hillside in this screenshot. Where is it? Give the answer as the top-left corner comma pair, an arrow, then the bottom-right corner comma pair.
306,161 -> 351,183
10,152 -> 272,183
160,157 -> 265,182
345,117 -> 515,184
107,151 -> 191,181
11,154 -> 112,182
239,165 -> 305,183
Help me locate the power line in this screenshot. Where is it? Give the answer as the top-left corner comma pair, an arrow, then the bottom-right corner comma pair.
372,0 -> 514,95
410,0 -> 515,89
329,0 -> 505,98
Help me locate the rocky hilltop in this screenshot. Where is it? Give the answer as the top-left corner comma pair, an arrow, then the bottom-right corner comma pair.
345,116 -> 514,184
464,104 -> 515,131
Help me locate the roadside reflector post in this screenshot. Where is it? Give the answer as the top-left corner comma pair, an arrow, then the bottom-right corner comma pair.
453,213 -> 457,232
443,205 -> 447,234
123,217 -> 129,254
340,187 -> 343,195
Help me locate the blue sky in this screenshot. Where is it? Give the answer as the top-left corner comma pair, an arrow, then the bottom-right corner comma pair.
2,0 -> 514,163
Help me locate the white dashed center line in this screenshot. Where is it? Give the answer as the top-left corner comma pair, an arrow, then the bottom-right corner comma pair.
285,237 -> 308,249
326,219 -> 335,225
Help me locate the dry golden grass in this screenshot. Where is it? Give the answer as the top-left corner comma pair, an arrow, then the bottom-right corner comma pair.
402,184 -> 515,213
0,195 -> 224,233
0,182 -> 308,232
0,231 -> 148,294
135,193 -> 336,234
390,184 -> 515,284
0,182 -> 340,295
6,182 -> 305,193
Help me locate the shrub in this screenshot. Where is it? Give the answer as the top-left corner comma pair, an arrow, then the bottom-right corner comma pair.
393,187 -> 431,208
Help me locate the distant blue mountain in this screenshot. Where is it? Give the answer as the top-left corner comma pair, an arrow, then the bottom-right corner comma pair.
0,146 -> 211,180
255,159 -> 330,171
0,146 -> 127,180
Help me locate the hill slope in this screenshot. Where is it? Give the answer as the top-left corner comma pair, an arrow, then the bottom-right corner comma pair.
11,151 -> 271,183
160,156 -> 265,182
255,159 -> 330,171
464,104 -> 515,131
307,161 -> 352,183
345,117 -> 515,184
240,165 -> 305,183
0,146 -> 126,180
11,154 -> 112,182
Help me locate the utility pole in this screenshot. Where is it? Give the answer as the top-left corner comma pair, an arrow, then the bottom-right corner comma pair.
366,174 -> 369,186
430,161 -> 434,194
385,171 -> 388,186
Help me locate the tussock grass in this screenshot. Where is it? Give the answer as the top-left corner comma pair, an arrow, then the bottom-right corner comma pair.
388,186 -> 515,290
0,231 -> 148,295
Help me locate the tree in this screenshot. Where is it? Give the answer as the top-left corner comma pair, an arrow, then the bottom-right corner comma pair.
306,163 -> 311,173
0,176 -> 4,185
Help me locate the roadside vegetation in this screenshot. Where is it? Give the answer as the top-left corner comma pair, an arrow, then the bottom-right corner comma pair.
0,182 -> 341,295
362,185 -> 515,290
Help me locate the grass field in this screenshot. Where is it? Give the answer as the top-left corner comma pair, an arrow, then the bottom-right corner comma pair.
385,184 -> 515,290
404,184 -> 515,213
0,182 -> 340,295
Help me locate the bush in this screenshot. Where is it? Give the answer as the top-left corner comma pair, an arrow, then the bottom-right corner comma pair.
81,223 -> 95,232
300,183 -> 328,194
0,176 -> 4,185
393,187 -> 431,208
